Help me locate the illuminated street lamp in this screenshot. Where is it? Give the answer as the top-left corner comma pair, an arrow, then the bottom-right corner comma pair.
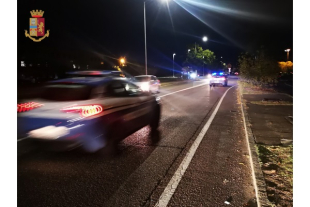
188,49 -> 190,53
284,49 -> 290,61
195,36 -> 208,53
173,53 -> 176,77
144,0 -> 170,75
119,57 -> 126,66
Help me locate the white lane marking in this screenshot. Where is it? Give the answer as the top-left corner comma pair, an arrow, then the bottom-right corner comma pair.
158,82 -> 208,98
240,93 -> 261,207
17,137 -> 29,142
155,85 -> 235,207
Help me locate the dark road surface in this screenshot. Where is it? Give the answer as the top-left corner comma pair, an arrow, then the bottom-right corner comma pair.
18,77 -> 256,207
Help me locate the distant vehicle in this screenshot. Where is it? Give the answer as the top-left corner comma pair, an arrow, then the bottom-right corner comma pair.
234,72 -> 239,75
132,75 -> 160,93
188,71 -> 198,80
17,76 -> 161,153
209,72 -> 228,87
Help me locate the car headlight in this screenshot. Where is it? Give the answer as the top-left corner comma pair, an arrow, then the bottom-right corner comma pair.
207,74 -> 212,79
190,73 -> 197,78
140,82 -> 150,91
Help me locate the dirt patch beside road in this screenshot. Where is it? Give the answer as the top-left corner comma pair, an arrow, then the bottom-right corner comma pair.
257,145 -> 293,206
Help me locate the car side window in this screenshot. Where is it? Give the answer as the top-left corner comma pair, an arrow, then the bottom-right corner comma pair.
90,85 -> 105,98
107,81 -> 126,97
122,81 -> 144,96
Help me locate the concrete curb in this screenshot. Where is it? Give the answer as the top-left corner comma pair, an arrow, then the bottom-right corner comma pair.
238,82 -> 271,207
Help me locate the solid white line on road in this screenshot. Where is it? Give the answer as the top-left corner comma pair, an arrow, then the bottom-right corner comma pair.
158,82 -> 208,98
240,94 -> 262,207
155,85 -> 235,207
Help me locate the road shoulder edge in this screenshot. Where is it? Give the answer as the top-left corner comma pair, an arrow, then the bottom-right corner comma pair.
238,82 -> 271,207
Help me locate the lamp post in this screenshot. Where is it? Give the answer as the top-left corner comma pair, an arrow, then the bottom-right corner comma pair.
144,0 -> 170,75
202,56 -> 204,76
144,1 -> 147,75
173,53 -> 176,77
284,49 -> 290,61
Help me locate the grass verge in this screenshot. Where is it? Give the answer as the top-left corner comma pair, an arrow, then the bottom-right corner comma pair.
256,145 -> 293,206
239,81 -> 293,207
239,81 -> 276,94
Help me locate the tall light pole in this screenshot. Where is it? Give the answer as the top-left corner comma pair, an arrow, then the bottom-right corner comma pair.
144,0 -> 170,75
202,56 -> 204,76
284,49 -> 290,61
144,1 -> 147,75
173,53 -> 176,77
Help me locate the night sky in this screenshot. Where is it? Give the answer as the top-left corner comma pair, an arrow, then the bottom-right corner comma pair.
18,0 -> 293,76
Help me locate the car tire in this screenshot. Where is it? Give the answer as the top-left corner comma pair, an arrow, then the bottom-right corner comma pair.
150,104 -> 160,130
149,104 -> 161,143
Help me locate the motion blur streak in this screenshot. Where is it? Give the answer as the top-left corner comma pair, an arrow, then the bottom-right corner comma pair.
166,2 -> 175,32
174,0 -> 244,49
175,0 -> 275,21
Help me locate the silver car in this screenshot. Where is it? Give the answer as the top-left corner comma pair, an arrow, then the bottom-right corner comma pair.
132,75 -> 160,93
209,72 -> 228,87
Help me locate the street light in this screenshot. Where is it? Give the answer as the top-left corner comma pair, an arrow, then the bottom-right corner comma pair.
284,49 -> 290,61
173,53 -> 176,77
119,57 -> 126,66
195,36 -> 208,53
188,49 -> 190,53
144,0 -> 170,75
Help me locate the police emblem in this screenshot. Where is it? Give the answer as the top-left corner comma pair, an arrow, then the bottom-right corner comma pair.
25,10 -> 50,42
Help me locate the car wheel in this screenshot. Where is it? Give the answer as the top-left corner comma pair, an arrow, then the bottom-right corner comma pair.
149,104 -> 161,143
150,104 -> 160,130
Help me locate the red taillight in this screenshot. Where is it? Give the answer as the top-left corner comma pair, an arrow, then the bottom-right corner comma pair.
17,102 -> 43,113
61,105 -> 103,117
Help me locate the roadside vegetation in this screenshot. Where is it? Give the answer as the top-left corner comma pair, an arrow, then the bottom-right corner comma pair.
256,145 -> 293,206
238,46 -> 280,88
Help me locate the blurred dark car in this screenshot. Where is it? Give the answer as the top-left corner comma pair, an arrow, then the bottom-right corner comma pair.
17,73 -> 161,153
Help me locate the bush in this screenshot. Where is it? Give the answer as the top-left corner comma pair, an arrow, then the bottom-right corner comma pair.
238,47 -> 280,86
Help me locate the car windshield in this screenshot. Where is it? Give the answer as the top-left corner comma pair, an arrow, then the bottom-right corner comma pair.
40,84 -> 92,101
133,77 -> 151,82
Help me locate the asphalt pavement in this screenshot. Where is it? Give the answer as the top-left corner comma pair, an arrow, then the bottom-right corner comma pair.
18,77 -> 256,206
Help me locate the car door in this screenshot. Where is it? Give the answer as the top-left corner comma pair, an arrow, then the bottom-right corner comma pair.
104,80 -> 154,137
